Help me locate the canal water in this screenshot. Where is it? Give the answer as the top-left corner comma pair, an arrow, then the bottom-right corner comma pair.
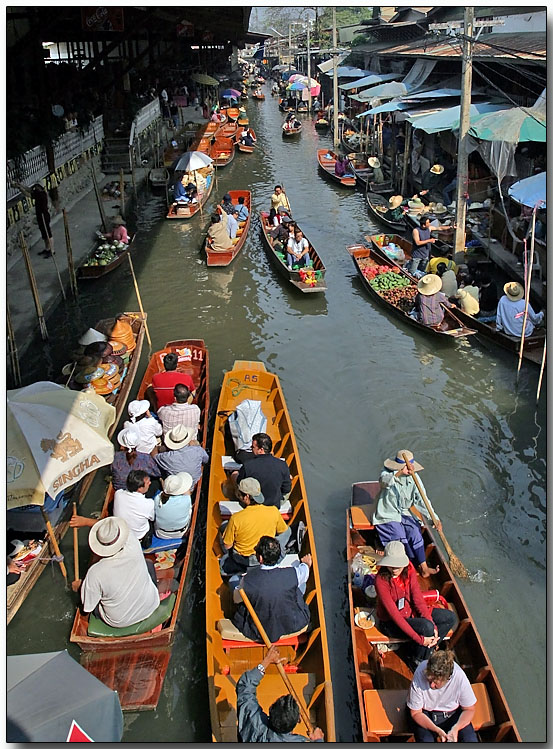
8,89 -> 546,742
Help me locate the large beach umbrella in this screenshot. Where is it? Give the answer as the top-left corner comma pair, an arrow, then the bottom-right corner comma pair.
221,88 -> 241,99
7,382 -> 116,509
190,72 -> 219,87
7,650 -> 123,742
508,171 -> 546,208
287,81 -> 307,91
174,150 -> 213,172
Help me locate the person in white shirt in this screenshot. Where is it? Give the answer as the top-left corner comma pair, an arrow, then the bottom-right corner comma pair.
74,516 -> 159,628
227,208 -> 240,240
113,470 -> 155,546
286,230 -> 311,270
123,399 -> 162,454
408,650 -> 477,742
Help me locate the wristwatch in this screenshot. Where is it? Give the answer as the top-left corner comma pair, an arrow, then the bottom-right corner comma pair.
257,663 -> 266,675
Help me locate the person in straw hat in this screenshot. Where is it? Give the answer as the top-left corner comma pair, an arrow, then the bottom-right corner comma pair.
422,163 -> 445,194
155,424 -> 209,486
414,273 -> 455,328
101,215 -> 129,245
368,156 -> 385,184
373,450 -> 442,578
496,281 -> 544,338
375,541 -> 457,672
153,472 -> 194,539
72,516 -> 160,628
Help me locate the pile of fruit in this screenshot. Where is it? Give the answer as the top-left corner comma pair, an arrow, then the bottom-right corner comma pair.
298,268 -> 323,287
83,241 -> 127,267
380,285 -> 418,312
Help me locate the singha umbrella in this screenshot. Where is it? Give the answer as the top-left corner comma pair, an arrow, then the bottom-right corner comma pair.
174,150 -> 213,172
7,382 -> 116,509
7,650 -> 123,742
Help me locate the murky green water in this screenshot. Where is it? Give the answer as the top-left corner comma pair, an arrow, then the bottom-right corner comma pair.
8,89 -> 546,742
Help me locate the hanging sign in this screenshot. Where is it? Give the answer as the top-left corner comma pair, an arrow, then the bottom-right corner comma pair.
81,8 -> 124,32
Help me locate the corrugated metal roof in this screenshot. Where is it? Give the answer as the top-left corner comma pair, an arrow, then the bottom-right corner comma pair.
376,31 -> 546,61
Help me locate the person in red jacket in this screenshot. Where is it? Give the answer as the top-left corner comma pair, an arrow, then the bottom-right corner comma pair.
146,352 -> 196,410
375,541 -> 457,671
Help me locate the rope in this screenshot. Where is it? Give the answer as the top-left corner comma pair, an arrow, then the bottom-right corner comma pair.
228,377 -> 271,398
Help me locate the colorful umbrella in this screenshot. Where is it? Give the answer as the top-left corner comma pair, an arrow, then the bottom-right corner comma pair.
221,88 -> 241,98
281,69 -> 299,81
7,382 -> 116,508
296,76 -> 319,88
174,150 -> 213,172
288,74 -> 305,83
287,81 -> 307,91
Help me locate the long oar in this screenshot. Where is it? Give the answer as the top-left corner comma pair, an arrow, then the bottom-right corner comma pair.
402,452 -> 468,579
40,507 -> 68,583
127,253 -> 152,355
72,502 -> 79,582
238,588 -> 313,734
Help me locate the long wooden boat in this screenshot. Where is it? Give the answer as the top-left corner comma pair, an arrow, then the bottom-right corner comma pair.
282,121 -> 302,137
347,243 -> 476,339
297,103 -> 308,113
224,107 -> 240,122
7,313 -> 146,625
149,167 -> 170,189
78,234 -> 135,280
368,234 -> 545,363
165,170 -> 214,220
205,189 -> 251,267
366,191 -> 407,231
348,481 -> 521,742
252,92 -> 265,101
259,211 -> 327,294
217,122 -> 239,140
69,339 -> 209,710
314,118 -> 329,130
206,361 -> 336,742
279,100 -> 295,112
347,153 -> 372,188
210,136 -> 236,168
317,149 -> 356,188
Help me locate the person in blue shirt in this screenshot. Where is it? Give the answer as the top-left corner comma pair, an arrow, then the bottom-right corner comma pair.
234,196 -> 249,222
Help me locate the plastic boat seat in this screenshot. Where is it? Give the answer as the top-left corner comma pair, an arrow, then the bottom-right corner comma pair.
142,535 -> 184,554
217,618 -> 308,649
350,503 -> 376,529
87,593 -> 176,637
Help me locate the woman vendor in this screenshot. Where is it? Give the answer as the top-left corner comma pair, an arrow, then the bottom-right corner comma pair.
101,215 -> 129,244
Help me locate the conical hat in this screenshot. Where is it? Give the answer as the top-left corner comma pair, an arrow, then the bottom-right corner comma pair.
108,319 -> 136,352
78,328 -> 107,346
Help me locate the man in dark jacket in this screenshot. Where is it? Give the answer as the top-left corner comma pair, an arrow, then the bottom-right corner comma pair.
237,645 -> 324,742
270,216 -> 295,251
236,432 -> 291,508
232,536 -> 310,642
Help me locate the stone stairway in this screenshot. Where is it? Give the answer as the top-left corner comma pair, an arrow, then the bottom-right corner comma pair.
101,136 -> 131,174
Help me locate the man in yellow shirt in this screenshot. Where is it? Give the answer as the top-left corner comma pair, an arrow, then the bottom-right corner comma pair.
221,478 -> 290,574
426,252 -> 458,275
270,185 -> 291,213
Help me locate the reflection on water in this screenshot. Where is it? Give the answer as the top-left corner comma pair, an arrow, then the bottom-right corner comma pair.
8,88 -> 545,742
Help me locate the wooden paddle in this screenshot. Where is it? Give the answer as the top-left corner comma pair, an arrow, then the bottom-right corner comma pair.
401,452 -> 468,579
72,502 -> 79,583
238,588 -> 313,733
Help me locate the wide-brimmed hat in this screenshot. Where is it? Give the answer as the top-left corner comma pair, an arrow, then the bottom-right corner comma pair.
430,164 -> 444,175
277,206 -> 291,215
408,198 -> 424,210
112,215 -> 126,226
368,156 -> 380,168
376,540 -> 409,569
281,215 -> 293,224
128,399 -> 150,420
107,340 -> 128,356
75,365 -> 105,384
165,424 -> 193,450
432,202 -> 448,215
78,328 -> 107,346
108,318 -> 136,352
117,426 -> 141,450
503,281 -> 524,301
388,195 -> 403,209
417,274 -> 442,296
103,354 -> 124,370
383,449 -> 424,472
238,477 -> 265,504
89,516 -> 129,557
163,472 -> 193,496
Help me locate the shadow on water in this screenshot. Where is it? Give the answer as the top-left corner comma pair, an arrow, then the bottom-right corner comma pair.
8,86 -> 546,741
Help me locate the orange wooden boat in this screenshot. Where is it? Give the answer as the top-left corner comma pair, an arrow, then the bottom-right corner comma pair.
225,107 -> 240,122
235,126 -> 257,154
69,339 -> 209,711
252,91 -> 265,101
210,136 -> 236,167
317,149 -> 356,187
217,122 -> 239,140
347,481 -> 521,742
165,169 -> 214,220
282,121 -> 302,137
205,189 -> 251,267
205,361 -> 336,741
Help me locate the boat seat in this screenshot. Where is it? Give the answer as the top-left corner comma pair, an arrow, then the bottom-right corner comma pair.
350,503 -> 376,530
87,593 -> 176,637
142,535 -> 184,554
363,683 -> 495,737
217,618 -> 308,648
218,498 -> 291,519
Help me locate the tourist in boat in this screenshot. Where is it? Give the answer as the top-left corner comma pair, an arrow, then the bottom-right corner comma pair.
155,424 -> 209,486
496,281 -> 544,338
239,128 -> 255,147
227,207 -> 240,240
231,433 -> 291,509
111,426 -> 162,491
414,274 -> 455,328
123,399 -> 162,455
101,215 -> 129,245
147,352 -> 196,411
476,275 -> 498,321
220,478 -> 291,575
454,288 -> 480,316
237,645 -> 325,742
270,216 -> 295,251
234,195 -> 249,221
426,250 -> 458,275
71,516 -> 160,628
408,650 -> 478,742
157,384 -> 200,438
435,263 -> 458,299
375,541 -> 457,671
113,470 -> 155,547
407,216 -> 452,276
373,449 -> 441,578
220,192 -> 235,216
232,535 -> 311,640
271,185 -> 291,213
207,213 -> 234,253
153,472 -> 194,539
286,230 -> 311,270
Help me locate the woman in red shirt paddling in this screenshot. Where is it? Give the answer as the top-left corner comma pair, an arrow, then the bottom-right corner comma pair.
375,541 -> 457,671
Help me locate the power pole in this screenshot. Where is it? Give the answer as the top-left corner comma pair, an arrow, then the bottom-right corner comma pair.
332,7 -> 339,149
454,7 -> 474,256
307,21 -> 312,113
288,24 -> 292,71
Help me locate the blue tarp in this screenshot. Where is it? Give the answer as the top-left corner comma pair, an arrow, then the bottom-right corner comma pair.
406,103 -> 507,133
508,172 -> 546,208
339,73 -> 397,91
402,88 -> 463,100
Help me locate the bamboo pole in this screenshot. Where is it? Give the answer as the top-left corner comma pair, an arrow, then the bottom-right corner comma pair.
401,122 -> 412,197
127,253 -> 152,353
130,147 -> 137,201
90,164 -> 108,231
6,301 -> 22,387
119,168 -> 125,220
63,209 -> 78,299
517,210 -> 536,382
38,211 -> 66,300
19,232 -> 48,340
536,340 -> 546,404
72,502 -> 79,582
40,507 -> 67,581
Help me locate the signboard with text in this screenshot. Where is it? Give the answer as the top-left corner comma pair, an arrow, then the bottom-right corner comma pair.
81,7 -> 124,32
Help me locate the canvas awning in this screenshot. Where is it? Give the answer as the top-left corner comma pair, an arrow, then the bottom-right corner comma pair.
352,81 -> 408,101
508,172 -> 546,208
324,65 -> 372,78
190,72 -> 219,86
406,103 -> 506,134
339,73 -> 396,91
317,54 -> 349,73
356,101 -> 410,117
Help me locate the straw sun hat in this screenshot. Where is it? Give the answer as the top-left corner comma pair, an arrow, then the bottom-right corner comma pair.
417,274 -> 443,296
368,156 -> 381,168
430,164 -> 445,175
383,449 -> 424,472
164,424 -> 194,450
388,195 -> 403,209
503,281 -> 524,301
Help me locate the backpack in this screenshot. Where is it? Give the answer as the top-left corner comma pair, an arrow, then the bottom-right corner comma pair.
227,399 -> 267,453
